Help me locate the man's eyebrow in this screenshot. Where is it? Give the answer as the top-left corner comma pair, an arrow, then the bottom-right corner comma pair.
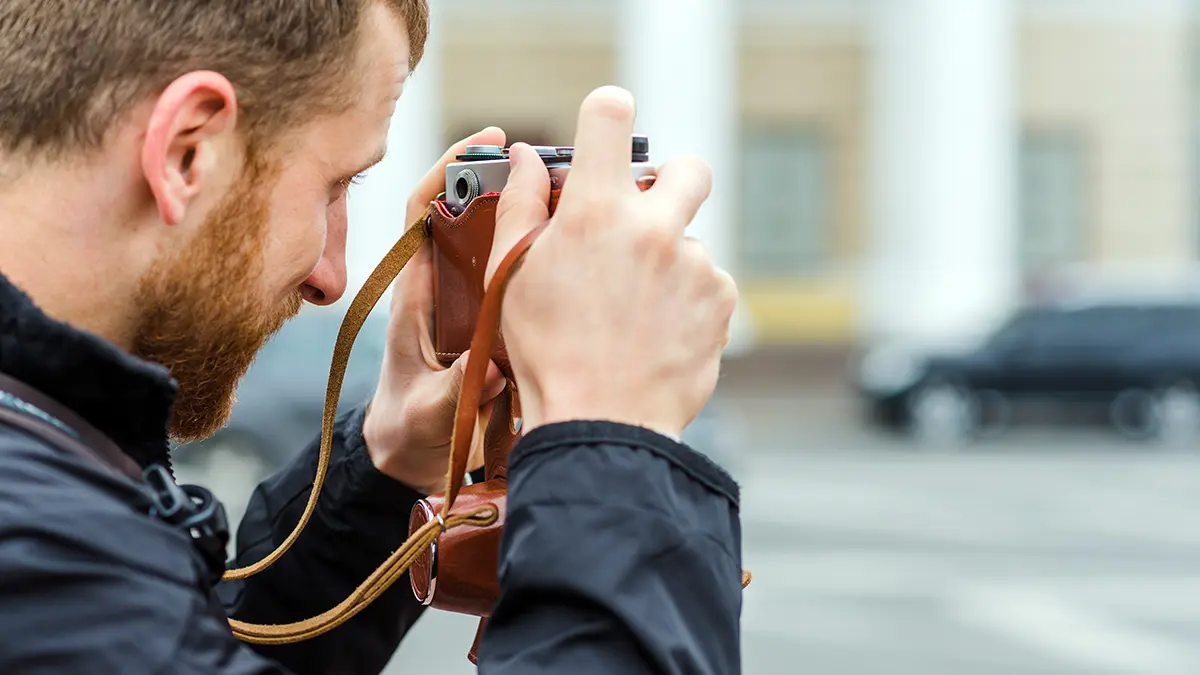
341,145 -> 388,183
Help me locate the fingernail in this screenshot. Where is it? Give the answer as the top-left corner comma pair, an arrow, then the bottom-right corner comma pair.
509,145 -> 522,169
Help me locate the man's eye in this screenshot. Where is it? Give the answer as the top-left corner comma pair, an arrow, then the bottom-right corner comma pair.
330,173 -> 368,204
336,172 -> 368,190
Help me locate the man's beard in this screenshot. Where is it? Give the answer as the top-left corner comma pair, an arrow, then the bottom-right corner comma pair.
131,155 -> 304,443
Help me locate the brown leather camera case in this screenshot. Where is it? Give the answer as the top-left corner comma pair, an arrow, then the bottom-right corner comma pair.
407,190 -> 559,662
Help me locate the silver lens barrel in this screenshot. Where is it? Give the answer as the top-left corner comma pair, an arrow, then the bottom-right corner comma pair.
453,169 -> 481,204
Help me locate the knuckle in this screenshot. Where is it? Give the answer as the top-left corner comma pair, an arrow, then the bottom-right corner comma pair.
644,201 -> 682,234
582,193 -> 616,217
655,196 -> 695,229
636,224 -> 677,254
559,194 -> 613,230
677,240 -> 714,278
678,154 -> 714,180
681,237 -> 711,264
658,155 -> 713,193
716,270 -> 739,312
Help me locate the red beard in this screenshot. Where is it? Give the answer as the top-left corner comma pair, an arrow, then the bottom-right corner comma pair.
131,154 -> 303,442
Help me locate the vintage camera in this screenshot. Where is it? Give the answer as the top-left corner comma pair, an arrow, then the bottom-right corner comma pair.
444,134 -> 655,214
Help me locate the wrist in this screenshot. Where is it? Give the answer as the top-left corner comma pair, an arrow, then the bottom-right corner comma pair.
537,413 -> 682,443
362,393 -> 443,495
522,385 -> 685,441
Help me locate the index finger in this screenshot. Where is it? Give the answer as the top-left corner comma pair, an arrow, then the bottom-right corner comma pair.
405,126 -> 507,222
644,155 -> 713,233
567,86 -> 638,191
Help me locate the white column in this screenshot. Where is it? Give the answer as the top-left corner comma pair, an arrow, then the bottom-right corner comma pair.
617,0 -> 756,356
863,0 -> 1019,349
344,3 -> 445,313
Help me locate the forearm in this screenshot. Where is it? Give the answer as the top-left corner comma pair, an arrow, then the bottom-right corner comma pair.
217,404 -> 427,675
478,422 -> 744,674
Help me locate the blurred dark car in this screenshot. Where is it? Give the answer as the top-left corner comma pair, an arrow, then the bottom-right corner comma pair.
851,299 -> 1200,443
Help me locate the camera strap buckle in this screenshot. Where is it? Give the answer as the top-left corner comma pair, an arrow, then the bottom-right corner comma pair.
144,464 -> 231,587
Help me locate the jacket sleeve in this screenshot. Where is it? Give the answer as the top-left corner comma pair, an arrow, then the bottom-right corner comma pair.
477,421 -> 744,675
216,403 -> 427,675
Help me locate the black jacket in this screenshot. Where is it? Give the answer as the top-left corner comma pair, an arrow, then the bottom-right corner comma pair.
0,273 -> 744,674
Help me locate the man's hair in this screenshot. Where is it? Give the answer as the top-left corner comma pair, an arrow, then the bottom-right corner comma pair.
0,0 -> 428,159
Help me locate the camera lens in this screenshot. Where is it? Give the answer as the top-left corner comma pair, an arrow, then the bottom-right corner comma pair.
454,169 -> 480,203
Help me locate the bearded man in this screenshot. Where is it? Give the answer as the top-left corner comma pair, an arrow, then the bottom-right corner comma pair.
0,1 -> 745,673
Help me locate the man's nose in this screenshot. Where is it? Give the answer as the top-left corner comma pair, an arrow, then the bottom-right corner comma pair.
300,196 -> 349,306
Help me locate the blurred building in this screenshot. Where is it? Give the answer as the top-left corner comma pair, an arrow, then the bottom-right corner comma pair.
348,0 -> 1200,358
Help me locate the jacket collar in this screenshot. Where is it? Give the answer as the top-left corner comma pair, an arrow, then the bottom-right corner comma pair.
0,272 -> 176,469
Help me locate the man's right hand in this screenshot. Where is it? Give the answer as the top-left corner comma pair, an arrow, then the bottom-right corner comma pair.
488,86 -> 738,440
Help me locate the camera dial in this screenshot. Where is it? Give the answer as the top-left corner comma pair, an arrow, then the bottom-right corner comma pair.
457,145 -> 506,161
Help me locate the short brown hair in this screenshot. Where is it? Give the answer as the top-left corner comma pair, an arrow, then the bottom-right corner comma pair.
0,0 -> 428,159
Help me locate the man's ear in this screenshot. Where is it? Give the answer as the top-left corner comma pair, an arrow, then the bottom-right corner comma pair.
141,71 -> 239,226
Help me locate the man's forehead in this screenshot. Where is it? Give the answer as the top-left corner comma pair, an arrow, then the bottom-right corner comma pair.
362,1 -> 412,85
323,2 -> 409,169
356,5 -> 408,120
308,104 -> 391,179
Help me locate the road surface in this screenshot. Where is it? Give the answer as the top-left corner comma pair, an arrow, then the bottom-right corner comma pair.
180,427 -> 1200,674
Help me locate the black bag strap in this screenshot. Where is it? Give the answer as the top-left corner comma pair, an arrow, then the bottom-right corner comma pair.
0,371 -> 142,483
0,370 -> 231,583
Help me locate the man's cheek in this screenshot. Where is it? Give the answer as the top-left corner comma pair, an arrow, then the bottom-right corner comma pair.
263,207 -> 323,293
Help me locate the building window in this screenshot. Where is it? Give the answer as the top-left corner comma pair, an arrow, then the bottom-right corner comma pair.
739,129 -> 830,278
1019,130 -> 1086,270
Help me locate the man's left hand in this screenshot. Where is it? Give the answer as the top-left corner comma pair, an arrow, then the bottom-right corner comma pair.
362,127 -> 509,494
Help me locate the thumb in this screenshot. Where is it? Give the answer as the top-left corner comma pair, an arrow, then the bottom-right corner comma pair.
489,142 -> 550,288
441,350 -> 507,417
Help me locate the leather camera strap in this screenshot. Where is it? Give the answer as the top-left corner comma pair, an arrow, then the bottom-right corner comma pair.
226,207 -> 544,643
227,200 -> 750,645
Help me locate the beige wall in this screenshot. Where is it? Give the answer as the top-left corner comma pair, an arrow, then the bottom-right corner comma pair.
740,21 -> 867,265
442,18 -> 869,262
1020,17 -> 1194,263
440,11 -> 1196,344
736,21 -> 866,343
442,20 -> 616,143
